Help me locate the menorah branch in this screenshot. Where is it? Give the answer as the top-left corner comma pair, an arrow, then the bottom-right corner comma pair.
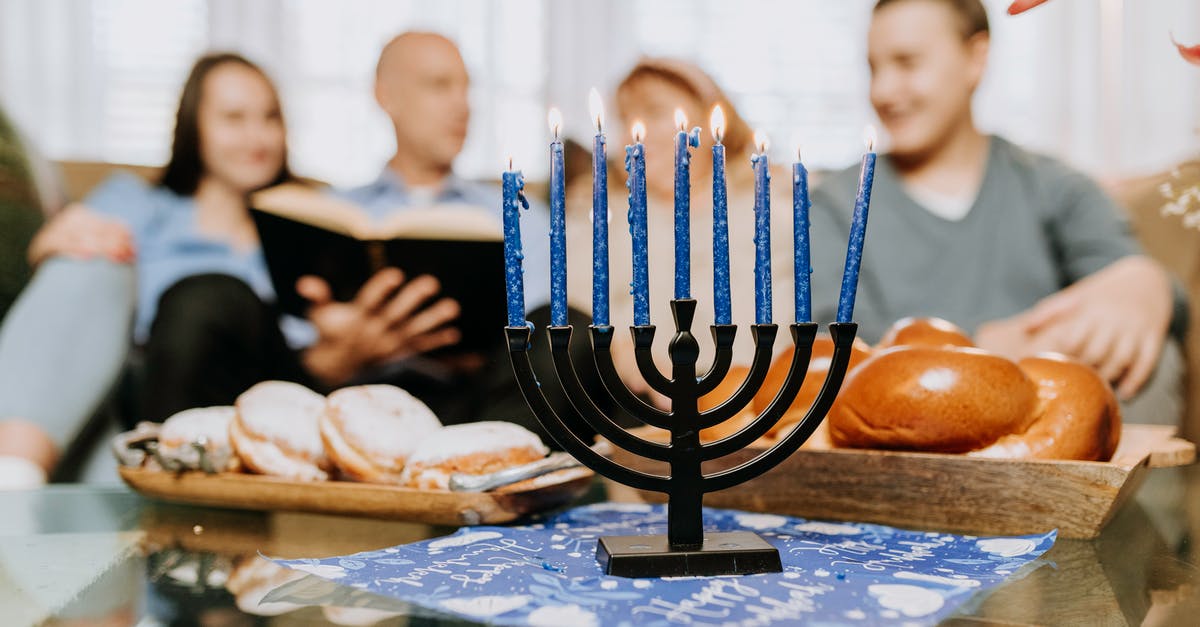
694,325 -> 738,397
699,323 -> 817,461
701,322 -> 859,493
590,327 -> 674,430
631,326 -> 674,396
506,326 -> 670,493
693,324 -> 778,430
547,327 -> 673,462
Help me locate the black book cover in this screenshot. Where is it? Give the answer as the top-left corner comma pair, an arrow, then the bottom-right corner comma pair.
250,207 -> 506,355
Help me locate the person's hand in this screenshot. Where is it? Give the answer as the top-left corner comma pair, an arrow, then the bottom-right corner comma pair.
298,268 -> 462,386
1017,256 -> 1172,399
27,204 -> 135,267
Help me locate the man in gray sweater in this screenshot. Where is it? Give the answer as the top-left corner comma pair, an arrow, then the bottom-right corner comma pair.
811,0 -> 1186,423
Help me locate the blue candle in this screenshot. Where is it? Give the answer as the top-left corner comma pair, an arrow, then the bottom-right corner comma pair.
837,127 -> 878,323
589,89 -> 610,327
793,149 -> 812,323
548,108 -> 567,327
672,109 -> 700,300
626,122 -> 650,326
502,160 -> 529,327
752,132 -> 772,325
710,106 -> 731,325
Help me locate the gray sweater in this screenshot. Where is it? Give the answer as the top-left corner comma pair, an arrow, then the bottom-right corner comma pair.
809,135 -> 1183,342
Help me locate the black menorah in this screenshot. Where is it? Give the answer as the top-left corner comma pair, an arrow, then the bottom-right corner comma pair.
507,297 -> 859,578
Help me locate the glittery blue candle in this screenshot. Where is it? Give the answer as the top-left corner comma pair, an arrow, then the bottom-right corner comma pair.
626,124 -> 650,326
837,146 -> 877,323
502,167 -> 529,327
673,112 -> 700,300
592,132 -> 609,327
793,157 -> 812,323
549,112 -> 567,327
712,138 -> 731,325
752,144 -> 772,325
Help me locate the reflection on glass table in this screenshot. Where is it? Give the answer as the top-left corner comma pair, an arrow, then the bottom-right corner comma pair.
1,466 -> 1199,625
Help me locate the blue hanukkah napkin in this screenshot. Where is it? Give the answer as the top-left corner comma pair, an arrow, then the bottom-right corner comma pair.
275,503 -> 1055,626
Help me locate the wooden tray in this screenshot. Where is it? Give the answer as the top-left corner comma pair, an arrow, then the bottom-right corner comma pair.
602,424 -> 1194,539
119,466 -> 594,526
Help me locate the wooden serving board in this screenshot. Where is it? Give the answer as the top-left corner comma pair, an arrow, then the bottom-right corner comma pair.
119,466 -> 594,526
602,424 -> 1193,539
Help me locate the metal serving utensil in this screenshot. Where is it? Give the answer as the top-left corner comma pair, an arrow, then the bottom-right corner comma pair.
448,441 -> 611,492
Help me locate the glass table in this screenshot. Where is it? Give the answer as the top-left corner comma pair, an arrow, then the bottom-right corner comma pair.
2,465 -> 1199,626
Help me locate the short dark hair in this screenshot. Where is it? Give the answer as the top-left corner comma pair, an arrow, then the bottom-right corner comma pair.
874,0 -> 990,39
159,52 -> 293,196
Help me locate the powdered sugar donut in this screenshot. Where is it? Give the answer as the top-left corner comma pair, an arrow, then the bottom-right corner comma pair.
319,384 -> 442,483
401,421 -> 549,490
230,381 -> 330,481
159,406 -> 239,471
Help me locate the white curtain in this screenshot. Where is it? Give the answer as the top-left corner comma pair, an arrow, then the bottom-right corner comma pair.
0,0 -> 1196,186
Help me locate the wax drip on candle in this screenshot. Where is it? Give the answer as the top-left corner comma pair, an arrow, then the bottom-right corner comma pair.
589,88 -> 610,328
751,129 -> 772,325
711,104 -> 732,325
548,107 -> 568,327
626,120 -> 650,326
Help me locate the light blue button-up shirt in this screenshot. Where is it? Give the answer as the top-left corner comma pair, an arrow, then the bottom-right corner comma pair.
86,172 -> 277,344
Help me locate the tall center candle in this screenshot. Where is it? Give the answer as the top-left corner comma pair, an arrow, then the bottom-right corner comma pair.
711,106 -> 731,325
502,160 -> 529,327
837,127 -> 878,323
589,89 -> 610,327
793,149 -> 812,323
548,108 -> 568,327
626,122 -> 650,326
672,109 -> 700,300
752,131 -> 772,325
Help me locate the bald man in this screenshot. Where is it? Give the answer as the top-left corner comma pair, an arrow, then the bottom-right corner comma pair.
296,32 -> 557,428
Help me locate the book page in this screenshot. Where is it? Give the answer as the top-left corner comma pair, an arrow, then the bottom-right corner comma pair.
251,184 -> 376,239
377,203 -> 502,241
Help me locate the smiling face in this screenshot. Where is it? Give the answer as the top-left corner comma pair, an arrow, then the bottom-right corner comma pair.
868,0 -> 989,160
196,63 -> 287,194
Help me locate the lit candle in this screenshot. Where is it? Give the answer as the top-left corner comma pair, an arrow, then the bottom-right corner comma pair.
589,89 -> 609,327
502,157 -> 529,327
673,109 -> 700,300
837,126 -> 878,323
548,108 -> 567,327
793,146 -> 812,323
710,105 -> 731,325
752,131 -> 772,325
626,121 -> 650,326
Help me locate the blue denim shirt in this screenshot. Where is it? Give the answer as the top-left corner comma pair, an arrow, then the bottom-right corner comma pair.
85,172 -> 276,345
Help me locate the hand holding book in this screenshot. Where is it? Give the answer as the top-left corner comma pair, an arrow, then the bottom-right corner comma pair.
298,267 -> 463,386
250,184 -> 507,367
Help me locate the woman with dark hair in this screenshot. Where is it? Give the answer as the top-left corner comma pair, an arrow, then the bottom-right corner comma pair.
0,52 -> 299,486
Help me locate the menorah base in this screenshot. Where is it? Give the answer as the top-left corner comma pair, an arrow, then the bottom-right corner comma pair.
596,531 -> 782,578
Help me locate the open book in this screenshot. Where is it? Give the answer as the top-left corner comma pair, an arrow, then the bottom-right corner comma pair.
250,184 -> 506,355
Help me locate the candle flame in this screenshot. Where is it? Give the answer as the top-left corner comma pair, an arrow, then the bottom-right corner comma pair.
548,108 -> 563,139
632,120 -> 646,143
588,88 -> 605,133
864,125 -> 877,152
710,105 -> 725,143
674,108 -> 687,131
754,129 -> 769,154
